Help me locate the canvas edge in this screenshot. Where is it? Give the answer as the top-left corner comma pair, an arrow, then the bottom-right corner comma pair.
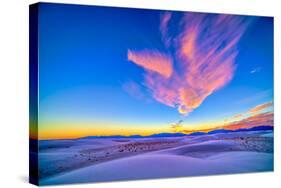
29,2 -> 39,186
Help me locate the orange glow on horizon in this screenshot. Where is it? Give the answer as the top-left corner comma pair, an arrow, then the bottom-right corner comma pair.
38,123 -> 171,140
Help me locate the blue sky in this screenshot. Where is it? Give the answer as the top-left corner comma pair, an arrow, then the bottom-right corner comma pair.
37,3 -> 273,139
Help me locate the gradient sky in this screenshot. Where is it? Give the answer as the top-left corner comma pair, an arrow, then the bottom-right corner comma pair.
36,3 -> 273,140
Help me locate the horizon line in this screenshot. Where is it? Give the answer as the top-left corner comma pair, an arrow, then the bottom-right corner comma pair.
32,125 -> 273,141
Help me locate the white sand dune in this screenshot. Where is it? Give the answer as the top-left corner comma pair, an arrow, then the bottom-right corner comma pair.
39,132 -> 273,185
41,151 -> 272,185
158,140 -> 241,156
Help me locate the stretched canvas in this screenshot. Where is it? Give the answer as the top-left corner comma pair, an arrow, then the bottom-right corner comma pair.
29,2 -> 274,186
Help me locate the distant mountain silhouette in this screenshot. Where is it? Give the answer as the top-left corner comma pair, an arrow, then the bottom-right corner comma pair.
233,125 -> 273,132
207,126 -> 273,135
188,132 -> 206,136
81,125 -> 273,139
82,133 -> 186,139
147,133 -> 186,137
208,129 -> 234,134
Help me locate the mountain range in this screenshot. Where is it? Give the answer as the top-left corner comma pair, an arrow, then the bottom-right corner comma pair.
81,125 -> 273,139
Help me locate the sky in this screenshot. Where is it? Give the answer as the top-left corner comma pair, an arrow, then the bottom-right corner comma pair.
35,3 -> 273,140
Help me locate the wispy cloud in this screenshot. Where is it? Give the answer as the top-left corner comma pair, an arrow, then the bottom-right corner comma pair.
181,101 -> 273,133
250,67 -> 262,74
128,13 -> 251,115
224,111 -> 273,130
171,119 -> 184,132
233,114 -> 243,119
128,49 -> 173,78
160,12 -> 172,47
225,101 -> 273,123
248,101 -> 273,114
222,101 -> 273,130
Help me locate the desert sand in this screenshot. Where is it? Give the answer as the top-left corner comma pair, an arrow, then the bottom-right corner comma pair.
38,130 -> 273,185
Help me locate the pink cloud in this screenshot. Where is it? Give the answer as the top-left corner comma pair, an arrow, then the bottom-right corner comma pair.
248,101 -> 273,114
128,49 -> 173,78
160,12 -> 172,47
224,112 -> 273,130
128,13 -> 251,115
223,101 -> 273,129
